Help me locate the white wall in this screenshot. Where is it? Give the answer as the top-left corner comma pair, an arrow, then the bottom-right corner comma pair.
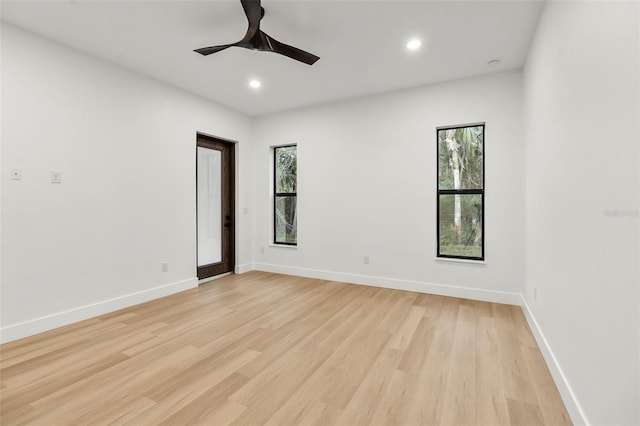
0,24 -> 253,342
6,7 -> 638,422
251,72 -> 524,303
523,1 -> 640,424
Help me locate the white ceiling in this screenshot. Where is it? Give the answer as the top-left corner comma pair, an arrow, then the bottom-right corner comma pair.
1,0 -> 544,116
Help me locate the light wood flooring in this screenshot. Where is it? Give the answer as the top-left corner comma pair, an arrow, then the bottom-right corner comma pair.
0,271 -> 571,425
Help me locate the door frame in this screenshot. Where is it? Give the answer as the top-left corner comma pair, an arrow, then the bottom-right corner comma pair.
196,132 -> 236,280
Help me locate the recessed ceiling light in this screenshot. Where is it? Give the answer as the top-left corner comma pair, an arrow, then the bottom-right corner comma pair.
249,79 -> 261,89
488,59 -> 501,67
406,39 -> 422,51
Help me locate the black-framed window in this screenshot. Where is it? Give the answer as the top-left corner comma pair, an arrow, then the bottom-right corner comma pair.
437,123 -> 484,260
274,145 -> 297,245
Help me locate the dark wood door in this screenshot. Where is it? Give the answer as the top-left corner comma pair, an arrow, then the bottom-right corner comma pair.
196,133 -> 235,279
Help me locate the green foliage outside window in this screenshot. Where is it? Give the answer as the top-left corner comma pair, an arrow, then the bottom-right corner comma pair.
274,146 -> 297,245
437,125 -> 484,259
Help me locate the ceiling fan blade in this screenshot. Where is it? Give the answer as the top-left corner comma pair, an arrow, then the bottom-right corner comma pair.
241,0 -> 262,31
195,1 -> 319,66
194,44 -> 233,56
195,1 -> 260,55
262,31 -> 320,65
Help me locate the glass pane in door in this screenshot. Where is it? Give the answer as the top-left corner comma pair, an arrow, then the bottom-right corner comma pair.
197,147 -> 222,266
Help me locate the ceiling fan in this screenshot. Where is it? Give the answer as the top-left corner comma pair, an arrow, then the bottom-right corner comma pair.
195,0 -> 320,66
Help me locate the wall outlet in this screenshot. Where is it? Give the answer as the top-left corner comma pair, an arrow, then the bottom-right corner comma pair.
533,287 -> 537,301
51,171 -> 62,183
10,168 -> 22,180
260,247 -> 265,254
364,255 -> 370,264
161,262 -> 169,272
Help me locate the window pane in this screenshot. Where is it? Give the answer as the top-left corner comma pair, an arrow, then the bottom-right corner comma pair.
438,194 -> 483,258
438,126 -> 483,190
275,196 -> 297,244
275,146 -> 297,193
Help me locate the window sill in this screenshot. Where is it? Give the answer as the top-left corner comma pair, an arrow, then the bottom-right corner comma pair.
435,257 -> 486,265
269,243 -> 298,249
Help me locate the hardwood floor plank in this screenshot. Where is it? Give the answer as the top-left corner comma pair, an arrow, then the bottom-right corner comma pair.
0,271 -> 571,426
23,346 -> 200,424
260,363 -> 340,425
496,314 -> 541,406
229,346 -> 334,425
289,400 -> 343,426
1,325 -> 151,386
367,368 -> 410,425
318,330 -> 391,409
0,351 -> 130,414
476,315 -> 511,425
0,320 -> 127,369
193,400 -> 247,426
335,347 -> 404,425
388,305 -> 425,351
397,315 -> 437,373
523,346 -> 573,425
507,398 -> 546,425
144,348 -> 261,403
401,296 -> 460,425
440,303 -> 477,425
130,349 -> 260,424
158,372 -> 249,425
376,291 -> 418,332
68,395 -> 157,426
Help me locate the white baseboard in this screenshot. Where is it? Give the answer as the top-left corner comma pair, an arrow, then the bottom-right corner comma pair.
520,297 -> 589,426
252,262 -> 521,305
0,278 -> 197,344
234,263 -> 254,274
